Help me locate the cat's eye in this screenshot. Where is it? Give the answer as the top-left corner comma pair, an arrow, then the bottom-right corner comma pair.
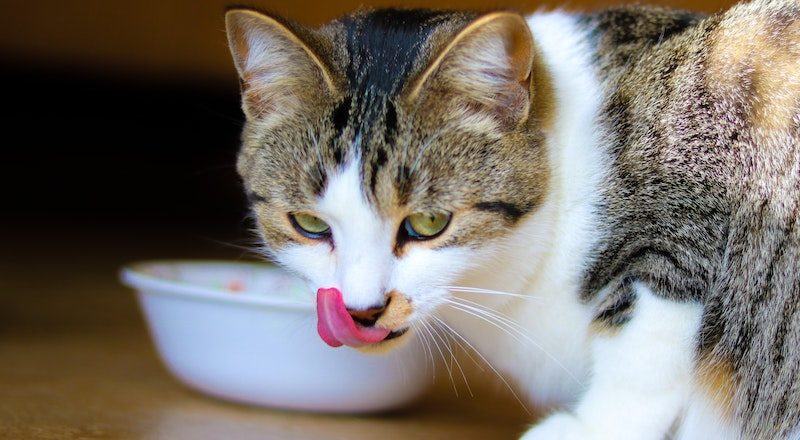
290,213 -> 331,239
402,212 -> 451,240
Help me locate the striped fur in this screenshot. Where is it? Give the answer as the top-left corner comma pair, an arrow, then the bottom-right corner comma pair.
584,2 -> 800,437
226,1 -> 800,438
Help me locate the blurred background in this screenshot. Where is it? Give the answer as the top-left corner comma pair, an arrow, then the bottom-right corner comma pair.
0,0 -> 736,437
1,0 -> 734,246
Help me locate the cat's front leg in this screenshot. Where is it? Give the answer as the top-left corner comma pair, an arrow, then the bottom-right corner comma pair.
521,282 -> 703,440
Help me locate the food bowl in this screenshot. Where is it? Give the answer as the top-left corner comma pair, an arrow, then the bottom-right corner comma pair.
120,260 -> 430,413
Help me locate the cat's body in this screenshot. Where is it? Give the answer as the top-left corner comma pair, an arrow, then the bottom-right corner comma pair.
225,1 -> 800,438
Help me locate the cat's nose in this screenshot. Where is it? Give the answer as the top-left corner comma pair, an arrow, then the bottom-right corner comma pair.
347,301 -> 387,327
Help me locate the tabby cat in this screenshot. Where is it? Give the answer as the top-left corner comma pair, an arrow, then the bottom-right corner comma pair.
224,1 -> 800,438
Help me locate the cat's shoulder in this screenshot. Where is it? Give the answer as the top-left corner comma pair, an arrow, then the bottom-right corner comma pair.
587,0 -> 799,44
586,4 -> 704,47
586,0 -> 800,131
708,0 -> 800,130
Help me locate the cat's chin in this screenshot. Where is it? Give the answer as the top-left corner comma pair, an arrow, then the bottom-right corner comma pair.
354,328 -> 411,354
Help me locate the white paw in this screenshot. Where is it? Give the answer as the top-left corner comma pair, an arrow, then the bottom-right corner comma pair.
520,412 -> 593,440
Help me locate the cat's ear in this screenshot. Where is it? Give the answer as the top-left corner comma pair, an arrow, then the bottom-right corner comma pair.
408,12 -> 534,128
225,9 -> 338,121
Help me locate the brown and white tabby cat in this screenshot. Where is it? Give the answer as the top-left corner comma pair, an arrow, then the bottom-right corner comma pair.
224,1 -> 800,438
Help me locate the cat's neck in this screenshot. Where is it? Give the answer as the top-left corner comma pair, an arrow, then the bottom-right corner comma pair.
441,11 -> 609,407
526,11 -> 608,292
456,12 -> 608,307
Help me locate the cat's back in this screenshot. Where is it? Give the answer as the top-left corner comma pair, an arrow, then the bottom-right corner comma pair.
584,0 -> 800,285
588,0 -> 800,185
583,1 -> 800,437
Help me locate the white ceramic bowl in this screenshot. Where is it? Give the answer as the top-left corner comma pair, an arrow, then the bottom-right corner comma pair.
121,260 -> 430,413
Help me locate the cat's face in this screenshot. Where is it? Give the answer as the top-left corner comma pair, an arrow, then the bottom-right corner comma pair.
226,8 -> 551,351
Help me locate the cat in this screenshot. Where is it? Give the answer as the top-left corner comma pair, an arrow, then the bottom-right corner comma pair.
224,1 -> 800,438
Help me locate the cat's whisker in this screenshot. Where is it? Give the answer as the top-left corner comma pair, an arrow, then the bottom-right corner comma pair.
430,317 -> 474,397
429,318 -> 472,398
398,83 -> 444,167
418,322 -> 438,383
430,315 -> 485,373
445,285 -> 542,301
238,219 -> 278,262
408,124 -> 451,175
432,306 -> 486,372
445,297 -> 530,335
445,301 -> 528,347
410,322 -> 436,382
444,298 -> 583,386
430,315 -> 532,416
308,126 -> 325,176
201,236 -> 270,261
420,320 -> 459,396
417,323 -> 437,369
447,296 -> 533,333
447,298 -> 583,386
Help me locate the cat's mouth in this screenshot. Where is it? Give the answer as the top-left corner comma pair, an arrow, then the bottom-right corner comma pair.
355,326 -> 410,354
316,287 -> 411,348
385,328 -> 408,340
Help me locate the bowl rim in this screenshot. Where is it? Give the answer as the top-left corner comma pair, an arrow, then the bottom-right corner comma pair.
120,260 -> 315,311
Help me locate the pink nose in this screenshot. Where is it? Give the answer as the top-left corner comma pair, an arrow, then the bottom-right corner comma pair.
316,288 -> 391,348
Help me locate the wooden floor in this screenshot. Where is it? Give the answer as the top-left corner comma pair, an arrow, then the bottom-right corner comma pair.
0,228 -> 532,439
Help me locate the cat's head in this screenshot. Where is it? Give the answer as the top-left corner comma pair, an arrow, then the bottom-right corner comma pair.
225,7 -> 553,351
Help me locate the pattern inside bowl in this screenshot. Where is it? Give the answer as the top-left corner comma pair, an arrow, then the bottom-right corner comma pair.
136,261 -> 312,303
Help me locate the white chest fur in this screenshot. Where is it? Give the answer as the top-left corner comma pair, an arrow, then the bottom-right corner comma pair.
438,11 -> 609,409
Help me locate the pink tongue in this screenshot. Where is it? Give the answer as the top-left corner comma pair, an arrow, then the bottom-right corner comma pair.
316,287 -> 391,348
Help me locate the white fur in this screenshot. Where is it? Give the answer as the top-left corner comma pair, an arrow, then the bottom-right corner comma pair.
437,11 -> 610,410
522,284 -> 703,440
317,163 -> 394,309
284,162 -> 395,310
508,14 -> 739,439
439,12 -> 723,439
273,10 -> 731,440
280,161 -> 477,318
677,397 -> 742,440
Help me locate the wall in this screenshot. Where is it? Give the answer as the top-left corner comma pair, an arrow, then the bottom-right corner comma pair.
1,0 -> 736,83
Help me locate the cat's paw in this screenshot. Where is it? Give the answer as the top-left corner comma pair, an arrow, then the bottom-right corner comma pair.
519,412 -> 592,440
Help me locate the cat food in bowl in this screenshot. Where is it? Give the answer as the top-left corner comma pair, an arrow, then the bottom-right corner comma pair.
120,261 -> 430,413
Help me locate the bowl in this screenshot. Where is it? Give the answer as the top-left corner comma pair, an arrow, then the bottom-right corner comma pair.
120,260 -> 430,413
